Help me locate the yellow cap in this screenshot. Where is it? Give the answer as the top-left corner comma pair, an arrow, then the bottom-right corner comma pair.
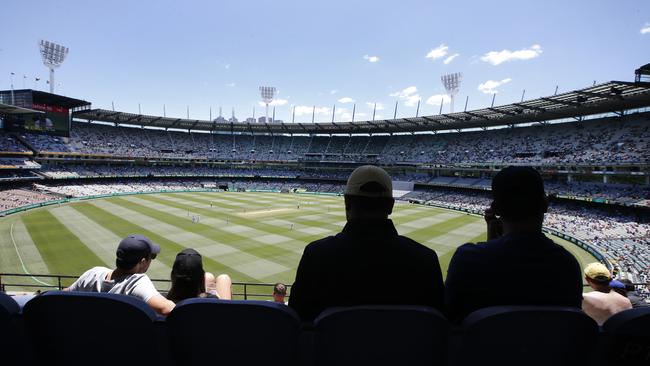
584,262 -> 611,282
345,165 -> 393,198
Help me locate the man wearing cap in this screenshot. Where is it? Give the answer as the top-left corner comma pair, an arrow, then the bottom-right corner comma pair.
445,166 -> 583,322
582,262 -> 632,325
65,234 -> 175,316
289,165 -> 444,322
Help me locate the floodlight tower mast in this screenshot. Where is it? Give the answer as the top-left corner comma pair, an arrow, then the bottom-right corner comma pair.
441,72 -> 462,113
39,40 -> 69,94
259,86 -> 276,123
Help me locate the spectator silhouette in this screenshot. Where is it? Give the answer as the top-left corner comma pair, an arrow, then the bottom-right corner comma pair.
65,234 -> 176,315
166,248 -> 232,303
445,166 -> 583,322
582,262 -> 632,325
619,278 -> 649,308
289,165 -> 444,322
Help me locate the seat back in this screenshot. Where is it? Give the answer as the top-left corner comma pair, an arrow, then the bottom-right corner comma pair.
0,292 -> 26,365
314,306 -> 449,366
166,299 -> 301,366
455,306 -> 598,366
23,291 -> 158,366
602,307 -> 650,365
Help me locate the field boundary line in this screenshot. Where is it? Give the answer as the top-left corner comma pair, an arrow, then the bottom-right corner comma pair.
9,221 -> 53,286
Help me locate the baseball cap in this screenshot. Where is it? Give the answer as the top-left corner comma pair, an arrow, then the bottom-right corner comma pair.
491,166 -> 546,219
609,280 -> 625,289
345,165 -> 392,198
116,234 -> 160,269
172,248 -> 204,278
584,262 -> 612,282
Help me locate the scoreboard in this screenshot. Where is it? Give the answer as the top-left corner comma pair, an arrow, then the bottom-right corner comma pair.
0,89 -> 90,137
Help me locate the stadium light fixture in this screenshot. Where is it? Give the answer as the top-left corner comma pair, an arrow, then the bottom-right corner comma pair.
39,40 -> 69,94
259,86 -> 276,123
441,72 -> 462,113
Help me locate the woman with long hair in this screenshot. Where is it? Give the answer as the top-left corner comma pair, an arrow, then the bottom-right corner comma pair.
167,248 -> 232,303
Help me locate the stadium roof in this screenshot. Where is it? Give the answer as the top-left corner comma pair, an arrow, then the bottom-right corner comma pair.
0,102 -> 44,115
72,80 -> 650,134
0,89 -> 91,110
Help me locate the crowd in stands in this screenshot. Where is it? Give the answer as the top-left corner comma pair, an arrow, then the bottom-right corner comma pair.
6,113 -> 646,165
0,189 -> 59,211
0,131 -> 29,153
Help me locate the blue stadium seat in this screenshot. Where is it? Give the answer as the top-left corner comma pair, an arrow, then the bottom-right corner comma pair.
0,292 -> 28,365
23,291 -> 159,366
314,306 -> 449,366
602,307 -> 650,366
166,299 -> 301,366
454,306 -> 599,366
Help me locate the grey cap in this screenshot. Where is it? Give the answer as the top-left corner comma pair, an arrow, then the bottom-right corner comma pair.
344,165 -> 393,198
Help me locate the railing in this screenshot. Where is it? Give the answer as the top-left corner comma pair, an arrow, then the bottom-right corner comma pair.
0,273 -> 290,301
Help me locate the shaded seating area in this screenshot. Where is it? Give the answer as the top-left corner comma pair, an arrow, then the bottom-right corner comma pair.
1,291 -> 649,366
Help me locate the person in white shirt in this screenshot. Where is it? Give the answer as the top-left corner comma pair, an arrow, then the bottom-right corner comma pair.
65,234 -> 175,316
581,262 -> 632,325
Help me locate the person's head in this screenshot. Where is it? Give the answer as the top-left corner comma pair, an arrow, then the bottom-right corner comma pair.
491,166 -> 548,225
619,278 -> 636,293
273,283 -> 287,303
609,280 -> 627,297
115,234 -> 160,274
343,165 -> 394,220
584,262 -> 612,292
167,248 -> 206,303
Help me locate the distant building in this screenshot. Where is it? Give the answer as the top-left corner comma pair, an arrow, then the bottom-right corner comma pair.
228,116 -> 238,123
245,117 -> 256,123
213,116 -> 227,123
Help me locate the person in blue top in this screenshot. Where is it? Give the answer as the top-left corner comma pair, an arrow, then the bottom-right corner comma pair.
444,166 -> 583,322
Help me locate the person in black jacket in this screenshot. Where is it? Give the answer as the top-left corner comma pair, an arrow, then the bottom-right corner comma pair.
289,165 -> 444,322
445,166 -> 583,322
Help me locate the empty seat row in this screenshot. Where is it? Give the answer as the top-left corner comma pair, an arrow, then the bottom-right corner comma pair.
1,291 -> 649,366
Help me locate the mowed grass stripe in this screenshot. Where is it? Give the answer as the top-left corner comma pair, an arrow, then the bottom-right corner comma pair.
49,206 -> 127,268
115,196 -> 303,269
21,210 -> 106,276
141,194 -> 326,244
71,202 -> 254,283
0,218 -> 51,276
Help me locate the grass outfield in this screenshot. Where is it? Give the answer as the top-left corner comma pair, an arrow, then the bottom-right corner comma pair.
0,192 -> 596,296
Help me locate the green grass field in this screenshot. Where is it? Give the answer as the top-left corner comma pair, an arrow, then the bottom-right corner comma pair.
0,191 -> 596,296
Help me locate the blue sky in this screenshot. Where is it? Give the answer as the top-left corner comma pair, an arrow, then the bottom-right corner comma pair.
1,0 -> 649,123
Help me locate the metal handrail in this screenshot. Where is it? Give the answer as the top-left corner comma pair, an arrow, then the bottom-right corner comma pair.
0,273 -> 290,300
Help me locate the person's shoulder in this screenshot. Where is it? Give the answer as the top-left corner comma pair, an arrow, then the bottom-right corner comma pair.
303,233 -> 341,254
396,235 -> 437,254
81,266 -> 111,278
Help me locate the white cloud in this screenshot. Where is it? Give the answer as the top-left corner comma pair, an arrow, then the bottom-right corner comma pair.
293,105 -> 331,117
425,44 -> 448,60
224,64 -> 231,69
225,82 -> 236,87
330,89 -> 339,94
258,98 -> 288,106
337,97 -> 355,104
390,86 -> 420,107
481,45 -> 542,65
477,78 -> 512,94
363,54 -> 380,63
641,23 -> 650,34
366,102 -> 385,110
443,53 -> 460,65
426,94 -> 451,106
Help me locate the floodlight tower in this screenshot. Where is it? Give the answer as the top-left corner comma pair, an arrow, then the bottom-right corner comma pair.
39,40 -> 69,94
441,72 -> 462,113
259,86 -> 276,123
